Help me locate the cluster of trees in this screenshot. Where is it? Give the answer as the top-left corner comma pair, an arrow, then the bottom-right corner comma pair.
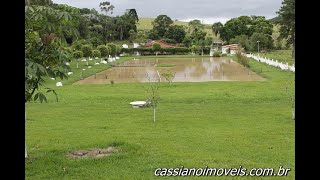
211,16 -> 274,51
147,15 -> 186,44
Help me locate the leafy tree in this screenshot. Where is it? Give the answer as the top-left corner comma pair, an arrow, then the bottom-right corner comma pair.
129,29 -> 137,43
99,1 -> 114,15
92,49 -> 101,58
191,30 -> 207,45
164,25 -> 186,43
127,9 -> 139,22
212,22 -> 223,37
89,37 -> 103,47
73,50 -> 83,59
97,45 -> 110,57
277,0 -> 295,60
25,3 -> 78,158
188,19 -> 204,34
220,16 -> 253,42
148,29 -> 159,40
249,32 -> 274,51
191,45 -> 200,55
182,36 -> 192,47
81,45 -> 93,57
26,0 -> 53,6
106,43 -> 117,56
136,30 -> 148,43
152,43 -> 161,56
152,15 -> 173,38
250,16 -> 273,35
230,35 -> 250,50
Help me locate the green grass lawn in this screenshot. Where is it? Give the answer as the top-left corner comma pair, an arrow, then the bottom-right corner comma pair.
26,55 -> 295,179
251,50 -> 294,66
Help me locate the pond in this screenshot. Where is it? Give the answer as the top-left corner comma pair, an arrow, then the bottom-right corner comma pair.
73,57 -> 265,84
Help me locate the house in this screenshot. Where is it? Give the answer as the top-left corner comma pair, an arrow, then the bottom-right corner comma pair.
222,44 -> 241,55
144,40 -> 176,48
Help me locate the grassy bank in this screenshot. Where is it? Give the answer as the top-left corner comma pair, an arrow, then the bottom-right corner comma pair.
26,55 -> 295,179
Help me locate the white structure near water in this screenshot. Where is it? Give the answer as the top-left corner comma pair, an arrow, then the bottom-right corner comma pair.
222,44 -> 241,55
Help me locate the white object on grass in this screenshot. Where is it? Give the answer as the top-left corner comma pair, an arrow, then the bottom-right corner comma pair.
67,72 -> 73,75
56,82 -> 63,87
50,78 -> 55,80
82,69 -> 86,71
88,66 -> 92,68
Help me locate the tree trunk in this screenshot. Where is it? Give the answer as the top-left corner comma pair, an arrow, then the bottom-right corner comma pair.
202,48 -> 204,56
25,112 -> 28,159
153,107 -> 156,123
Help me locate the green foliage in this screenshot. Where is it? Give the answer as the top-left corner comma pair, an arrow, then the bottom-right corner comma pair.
97,45 -> 110,57
99,1 -> 114,15
81,44 -> 93,57
160,38 -> 177,44
164,25 -> 186,43
106,43 -> 117,56
230,35 -> 250,50
89,37 -> 103,47
182,36 -> 192,48
25,3 -> 77,102
188,19 -> 204,34
235,51 -> 250,68
212,22 -> 223,36
276,0 -> 295,59
220,16 -> 273,43
213,51 -> 221,57
73,50 -> 83,59
161,71 -> 176,85
249,32 -> 274,51
92,50 -> 101,58
121,47 -> 189,55
152,43 -> 162,51
191,45 -> 200,54
151,15 -> 174,38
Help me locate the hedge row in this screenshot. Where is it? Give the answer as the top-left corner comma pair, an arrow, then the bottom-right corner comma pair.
121,47 -> 190,55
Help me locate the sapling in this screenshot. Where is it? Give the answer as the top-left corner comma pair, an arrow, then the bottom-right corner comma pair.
143,73 -> 160,124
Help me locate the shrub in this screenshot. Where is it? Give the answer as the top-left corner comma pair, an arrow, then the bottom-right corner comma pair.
92,50 -> 101,58
106,43 -> 117,56
81,44 -> 93,57
97,45 -> 110,57
73,50 -> 84,59
213,51 -> 221,57
235,51 -> 250,68
89,37 -> 103,48
160,38 -> 177,44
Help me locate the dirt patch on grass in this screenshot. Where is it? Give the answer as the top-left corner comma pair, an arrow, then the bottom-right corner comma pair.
67,146 -> 118,159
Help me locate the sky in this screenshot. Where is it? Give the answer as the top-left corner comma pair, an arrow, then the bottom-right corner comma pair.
52,0 -> 283,24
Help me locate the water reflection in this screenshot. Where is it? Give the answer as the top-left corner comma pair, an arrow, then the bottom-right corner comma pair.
74,57 -> 265,85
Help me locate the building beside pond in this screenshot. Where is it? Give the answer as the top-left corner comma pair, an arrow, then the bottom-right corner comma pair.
222,44 -> 241,55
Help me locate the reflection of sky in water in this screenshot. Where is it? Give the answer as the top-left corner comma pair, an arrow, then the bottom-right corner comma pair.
74,57 -> 265,84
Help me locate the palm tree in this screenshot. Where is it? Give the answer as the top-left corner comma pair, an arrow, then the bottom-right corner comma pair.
212,22 -> 223,37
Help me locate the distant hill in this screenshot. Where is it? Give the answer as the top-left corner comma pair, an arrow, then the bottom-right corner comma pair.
137,17 -> 218,40
269,16 -> 282,23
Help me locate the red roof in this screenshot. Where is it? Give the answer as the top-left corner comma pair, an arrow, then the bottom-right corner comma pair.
144,40 -> 176,48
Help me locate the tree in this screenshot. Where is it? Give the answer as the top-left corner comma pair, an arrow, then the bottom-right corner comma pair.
92,49 -> 101,58
25,3 -> 78,158
152,43 -> 161,56
249,32 -> 274,51
164,25 -> 186,43
220,16 -> 253,42
182,36 -> 192,47
230,35 -> 250,50
212,22 -> 223,37
188,19 -> 204,34
81,45 -> 93,58
26,0 -> 53,6
106,43 -> 117,56
129,29 -> 137,43
277,0 -> 295,60
127,9 -> 139,22
152,15 -> 173,38
99,1 -> 114,15
144,73 -> 161,124
97,45 -> 110,57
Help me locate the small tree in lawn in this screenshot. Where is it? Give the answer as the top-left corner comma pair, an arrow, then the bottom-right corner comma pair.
81,44 -> 93,65
152,43 -> 161,56
106,43 -> 117,57
97,45 -> 110,58
92,50 -> 101,64
144,73 -> 160,124
161,71 -> 176,85
73,50 -> 83,68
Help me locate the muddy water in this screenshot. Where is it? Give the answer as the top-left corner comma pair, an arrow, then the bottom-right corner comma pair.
74,57 -> 265,85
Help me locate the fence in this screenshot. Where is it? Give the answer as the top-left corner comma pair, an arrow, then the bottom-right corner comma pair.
243,53 -> 295,72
